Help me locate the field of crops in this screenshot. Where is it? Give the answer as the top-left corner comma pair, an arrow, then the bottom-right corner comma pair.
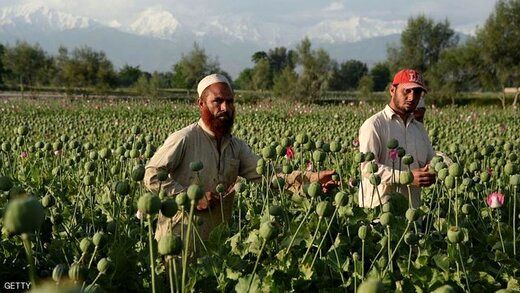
0,98 -> 519,292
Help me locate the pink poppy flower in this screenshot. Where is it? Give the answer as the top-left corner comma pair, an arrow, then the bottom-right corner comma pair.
20,151 -> 28,158
388,149 -> 399,161
486,192 -> 505,208
285,146 -> 295,160
352,139 -> 360,148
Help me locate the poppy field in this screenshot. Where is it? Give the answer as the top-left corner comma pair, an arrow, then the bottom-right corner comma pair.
0,98 -> 519,292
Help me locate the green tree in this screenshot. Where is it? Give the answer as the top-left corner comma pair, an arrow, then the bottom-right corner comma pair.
370,63 -> 391,91
252,59 -> 272,90
329,59 -> 368,90
1,41 -> 50,93
58,46 -> 116,90
0,43 -> 5,87
171,43 -> 222,89
387,15 -> 458,74
118,65 -> 143,87
358,75 -> 374,100
294,38 -> 333,102
234,68 -> 254,90
475,0 -> 520,107
273,67 -> 298,99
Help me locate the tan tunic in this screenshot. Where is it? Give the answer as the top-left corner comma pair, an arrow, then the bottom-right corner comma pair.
358,105 -> 434,208
144,119 -> 261,241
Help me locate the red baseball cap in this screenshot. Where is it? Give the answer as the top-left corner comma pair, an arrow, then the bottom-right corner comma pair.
392,69 -> 427,92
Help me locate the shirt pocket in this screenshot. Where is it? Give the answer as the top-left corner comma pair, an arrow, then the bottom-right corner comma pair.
223,158 -> 240,185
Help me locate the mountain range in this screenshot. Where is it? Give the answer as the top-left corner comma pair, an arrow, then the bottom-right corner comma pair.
0,3 -> 439,77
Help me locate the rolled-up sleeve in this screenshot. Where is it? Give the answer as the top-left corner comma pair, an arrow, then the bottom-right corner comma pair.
144,133 -> 187,195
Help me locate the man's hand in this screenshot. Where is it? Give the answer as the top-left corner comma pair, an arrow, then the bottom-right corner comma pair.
196,192 -> 219,211
411,165 -> 436,187
308,170 -> 338,193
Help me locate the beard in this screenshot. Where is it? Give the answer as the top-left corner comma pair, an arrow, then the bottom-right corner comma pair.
201,104 -> 235,138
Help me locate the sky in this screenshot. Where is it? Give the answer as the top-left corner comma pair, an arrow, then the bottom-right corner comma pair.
0,0 -> 498,35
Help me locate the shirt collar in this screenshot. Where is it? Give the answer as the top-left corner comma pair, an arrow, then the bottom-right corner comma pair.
384,104 -> 416,124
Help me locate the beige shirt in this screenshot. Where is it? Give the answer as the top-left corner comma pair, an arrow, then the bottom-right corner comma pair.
358,105 -> 434,208
144,118 -> 261,240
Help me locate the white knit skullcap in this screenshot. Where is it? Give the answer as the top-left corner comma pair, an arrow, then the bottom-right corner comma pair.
197,74 -> 231,98
417,96 -> 426,109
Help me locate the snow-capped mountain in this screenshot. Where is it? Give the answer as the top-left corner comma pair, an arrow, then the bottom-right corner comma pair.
0,3 -> 99,32
307,17 -> 405,43
129,8 -> 182,39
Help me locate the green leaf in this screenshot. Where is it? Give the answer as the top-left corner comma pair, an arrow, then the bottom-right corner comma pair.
226,268 -> 241,280
432,254 -> 450,272
235,274 -> 260,293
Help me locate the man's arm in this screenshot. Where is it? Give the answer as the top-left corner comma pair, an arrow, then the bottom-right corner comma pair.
144,133 -> 187,195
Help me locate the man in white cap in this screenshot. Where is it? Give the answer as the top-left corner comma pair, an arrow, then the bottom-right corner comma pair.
358,69 -> 436,208
145,73 -> 336,243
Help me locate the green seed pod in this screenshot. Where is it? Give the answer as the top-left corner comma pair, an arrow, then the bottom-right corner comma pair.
380,212 -> 393,227
504,162 -> 515,176
131,165 -> 145,181
68,263 -> 86,282
271,176 -> 286,189
80,237 -> 93,254
0,175 -> 13,191
307,182 -> 322,197
262,146 -> 276,160
97,258 -> 111,274
282,164 -> 293,174
468,162 -> 480,173
438,168 -> 449,180
316,201 -> 334,218
259,221 -> 278,241
189,161 -> 203,172
367,162 -> 378,173
161,198 -> 178,218
404,232 -> 418,246
99,148 -> 111,159
357,279 -> 384,293
4,196 -> 45,235
158,233 -> 182,256
157,169 -> 169,182
187,184 -> 204,201
511,175 -> 520,187
365,152 -> 375,161
382,202 -> 391,213
444,175 -> 455,189
269,205 -> 284,217
402,154 -> 414,165
435,162 -> 448,173
312,150 -> 326,163
354,152 -> 365,163
334,191 -> 348,207
175,192 -> 188,207
447,226 -> 463,244
386,138 -> 398,149
137,193 -> 161,215
448,163 -> 463,177
83,175 -> 95,186
296,133 -> 308,144
52,264 -> 67,282
115,181 -> 130,196
17,125 -> 29,136
330,141 -> 341,152
480,171 -> 490,183
256,165 -> 265,175
93,231 -> 106,247
358,225 -> 370,240
399,171 -> 414,185
275,145 -> 285,157
41,194 -> 55,208
84,161 -> 96,173
369,174 -> 381,186
396,147 -> 406,158
215,183 -> 225,194
405,208 -> 418,222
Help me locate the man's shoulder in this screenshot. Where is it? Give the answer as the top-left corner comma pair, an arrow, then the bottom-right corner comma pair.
360,109 -> 387,130
165,122 -> 200,140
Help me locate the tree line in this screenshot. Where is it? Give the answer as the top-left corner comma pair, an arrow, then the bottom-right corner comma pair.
0,0 -> 518,103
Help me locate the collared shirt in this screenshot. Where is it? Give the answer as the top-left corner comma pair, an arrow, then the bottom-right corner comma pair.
358,105 -> 434,208
144,118 -> 261,240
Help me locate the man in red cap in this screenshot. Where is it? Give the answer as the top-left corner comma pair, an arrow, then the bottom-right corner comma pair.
357,69 -> 436,208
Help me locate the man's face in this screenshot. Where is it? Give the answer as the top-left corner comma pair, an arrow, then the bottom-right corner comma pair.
389,84 -> 424,117
198,83 -> 235,137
